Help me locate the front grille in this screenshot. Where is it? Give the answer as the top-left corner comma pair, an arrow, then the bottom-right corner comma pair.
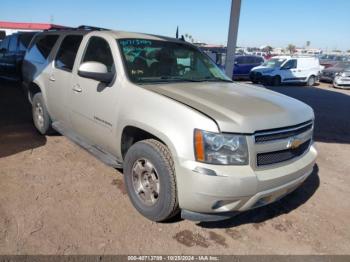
255,121 -> 313,143
323,71 -> 334,77
257,139 -> 311,166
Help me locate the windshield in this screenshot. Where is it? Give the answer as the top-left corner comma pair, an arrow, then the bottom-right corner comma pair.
334,62 -> 350,68
117,39 -> 232,84
262,58 -> 286,68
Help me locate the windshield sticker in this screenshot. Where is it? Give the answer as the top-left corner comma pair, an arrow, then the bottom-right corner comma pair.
120,39 -> 153,47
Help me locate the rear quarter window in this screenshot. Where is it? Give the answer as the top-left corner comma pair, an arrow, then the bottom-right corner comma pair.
26,34 -> 59,64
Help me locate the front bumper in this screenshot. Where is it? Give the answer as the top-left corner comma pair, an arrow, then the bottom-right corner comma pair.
320,75 -> 334,83
175,144 -> 317,221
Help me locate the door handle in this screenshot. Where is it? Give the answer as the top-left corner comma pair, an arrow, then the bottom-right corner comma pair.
49,75 -> 55,82
72,84 -> 82,93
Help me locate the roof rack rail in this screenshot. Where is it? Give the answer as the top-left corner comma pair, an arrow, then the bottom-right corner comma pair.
44,26 -> 74,32
76,25 -> 109,31
44,25 -> 109,32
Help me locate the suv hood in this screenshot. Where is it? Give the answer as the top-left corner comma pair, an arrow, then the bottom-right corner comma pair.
323,67 -> 344,73
144,82 -> 313,133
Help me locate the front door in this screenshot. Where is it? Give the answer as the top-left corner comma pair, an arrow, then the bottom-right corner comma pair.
280,59 -> 299,82
70,36 -> 117,152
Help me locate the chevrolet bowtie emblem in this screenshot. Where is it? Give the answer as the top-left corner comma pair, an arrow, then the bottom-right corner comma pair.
287,137 -> 303,149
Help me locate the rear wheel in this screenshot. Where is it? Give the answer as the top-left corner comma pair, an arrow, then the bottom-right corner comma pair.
123,139 -> 179,222
307,75 -> 316,86
32,93 -> 54,135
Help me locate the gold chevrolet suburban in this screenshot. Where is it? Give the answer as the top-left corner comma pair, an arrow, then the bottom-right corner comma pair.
22,26 -> 317,222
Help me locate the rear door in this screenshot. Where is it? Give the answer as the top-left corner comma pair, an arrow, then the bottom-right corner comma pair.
70,35 -> 117,151
48,34 -> 84,124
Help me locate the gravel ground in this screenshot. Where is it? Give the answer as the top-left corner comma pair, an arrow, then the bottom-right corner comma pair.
0,80 -> 349,255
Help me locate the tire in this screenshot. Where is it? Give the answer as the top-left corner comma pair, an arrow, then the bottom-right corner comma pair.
32,93 -> 54,135
307,75 -> 316,86
272,75 -> 281,86
123,139 -> 179,222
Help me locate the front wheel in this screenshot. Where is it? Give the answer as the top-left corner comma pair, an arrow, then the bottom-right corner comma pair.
123,139 -> 179,222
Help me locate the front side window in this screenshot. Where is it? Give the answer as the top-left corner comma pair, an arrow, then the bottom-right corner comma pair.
26,34 -> 59,64
55,35 -> 83,72
262,58 -> 286,68
118,39 -> 231,84
82,37 -> 114,72
282,59 -> 297,69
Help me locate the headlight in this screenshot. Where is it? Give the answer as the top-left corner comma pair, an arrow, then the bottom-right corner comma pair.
194,129 -> 249,165
335,72 -> 344,77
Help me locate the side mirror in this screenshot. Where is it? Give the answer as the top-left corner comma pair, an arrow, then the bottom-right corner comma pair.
78,62 -> 114,83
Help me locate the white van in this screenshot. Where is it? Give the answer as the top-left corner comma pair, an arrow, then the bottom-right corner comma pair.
250,56 -> 323,86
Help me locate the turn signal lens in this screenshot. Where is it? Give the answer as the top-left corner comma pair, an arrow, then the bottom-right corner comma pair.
194,129 -> 205,161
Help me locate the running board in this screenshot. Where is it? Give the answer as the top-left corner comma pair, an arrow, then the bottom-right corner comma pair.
52,122 -> 123,169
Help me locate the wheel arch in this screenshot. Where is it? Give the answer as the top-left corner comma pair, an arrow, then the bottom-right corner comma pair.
27,81 -> 48,105
120,124 -> 176,162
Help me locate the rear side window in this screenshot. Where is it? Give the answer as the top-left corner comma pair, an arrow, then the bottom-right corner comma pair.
26,34 -> 59,64
82,36 -> 114,72
245,56 -> 256,64
55,35 -> 83,72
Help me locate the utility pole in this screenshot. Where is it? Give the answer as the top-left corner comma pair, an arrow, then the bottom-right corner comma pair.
225,0 -> 242,78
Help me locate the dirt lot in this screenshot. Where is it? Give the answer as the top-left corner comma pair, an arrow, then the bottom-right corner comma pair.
0,80 -> 349,255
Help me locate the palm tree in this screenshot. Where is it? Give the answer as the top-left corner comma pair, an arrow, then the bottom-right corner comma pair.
263,46 -> 273,54
286,44 -> 296,54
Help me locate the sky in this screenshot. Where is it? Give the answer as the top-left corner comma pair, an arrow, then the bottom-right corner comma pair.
1,0 -> 350,51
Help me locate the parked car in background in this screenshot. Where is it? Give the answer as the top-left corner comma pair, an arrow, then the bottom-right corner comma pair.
0,32 -> 36,80
333,67 -> 350,89
232,55 -> 264,80
23,27 -> 317,222
320,61 -> 350,83
250,56 -> 322,86
319,54 -> 349,69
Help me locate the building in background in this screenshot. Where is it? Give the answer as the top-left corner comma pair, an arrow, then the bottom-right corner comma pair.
0,21 -> 68,40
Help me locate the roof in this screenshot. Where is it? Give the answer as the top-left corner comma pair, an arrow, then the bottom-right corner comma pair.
0,21 -> 68,30
107,30 -> 180,42
40,28 -> 184,43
